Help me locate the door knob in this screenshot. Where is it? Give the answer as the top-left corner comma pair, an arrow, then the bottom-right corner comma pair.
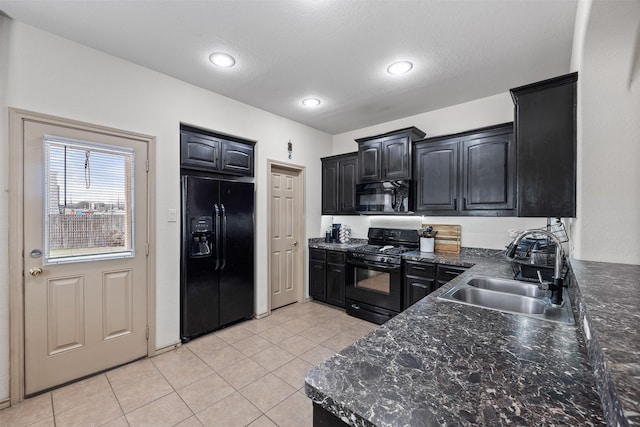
293,241 -> 299,247
29,267 -> 43,277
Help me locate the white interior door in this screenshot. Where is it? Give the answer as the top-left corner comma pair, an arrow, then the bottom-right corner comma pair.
270,166 -> 301,309
22,119 -> 149,395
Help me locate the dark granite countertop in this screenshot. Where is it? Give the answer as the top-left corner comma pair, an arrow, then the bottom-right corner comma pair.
308,237 -> 368,251
568,259 -> 640,426
305,249 -> 609,426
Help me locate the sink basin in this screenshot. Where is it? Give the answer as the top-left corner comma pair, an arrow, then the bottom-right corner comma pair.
448,287 -> 546,314
438,275 -> 575,325
466,276 -> 548,298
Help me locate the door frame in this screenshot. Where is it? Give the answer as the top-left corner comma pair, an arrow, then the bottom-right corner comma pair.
8,108 -> 157,404
266,160 -> 306,315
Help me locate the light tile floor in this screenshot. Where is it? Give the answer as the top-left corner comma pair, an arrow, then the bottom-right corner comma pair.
0,301 -> 377,427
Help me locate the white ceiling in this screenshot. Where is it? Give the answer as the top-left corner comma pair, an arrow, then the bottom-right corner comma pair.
0,0 -> 578,135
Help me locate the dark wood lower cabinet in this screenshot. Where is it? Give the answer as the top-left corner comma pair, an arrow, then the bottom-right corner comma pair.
310,249 -> 327,301
404,261 -> 437,309
403,261 -> 468,309
405,277 -> 437,308
436,264 -> 468,288
313,403 -> 349,426
309,249 -> 346,308
326,252 -> 346,307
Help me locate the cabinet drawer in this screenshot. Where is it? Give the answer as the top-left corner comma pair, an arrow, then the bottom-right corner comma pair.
404,261 -> 436,278
437,264 -> 468,282
327,251 -> 346,264
310,248 -> 326,261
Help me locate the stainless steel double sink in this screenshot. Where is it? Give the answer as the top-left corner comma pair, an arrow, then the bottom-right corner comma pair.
438,276 -> 575,325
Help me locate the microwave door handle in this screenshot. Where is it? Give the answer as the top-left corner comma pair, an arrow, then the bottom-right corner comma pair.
213,204 -> 220,271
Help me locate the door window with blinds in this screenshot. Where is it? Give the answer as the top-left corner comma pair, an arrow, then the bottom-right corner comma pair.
43,135 -> 135,264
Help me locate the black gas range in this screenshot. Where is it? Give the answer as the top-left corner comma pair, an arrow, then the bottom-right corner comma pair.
345,228 -> 419,324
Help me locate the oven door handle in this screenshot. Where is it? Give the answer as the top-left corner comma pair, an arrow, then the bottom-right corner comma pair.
347,260 -> 400,271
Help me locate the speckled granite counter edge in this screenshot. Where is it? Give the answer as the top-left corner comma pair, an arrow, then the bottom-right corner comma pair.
568,262 -> 635,427
308,238 -> 368,251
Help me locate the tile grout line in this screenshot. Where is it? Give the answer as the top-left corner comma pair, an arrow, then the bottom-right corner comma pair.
147,352 -> 197,426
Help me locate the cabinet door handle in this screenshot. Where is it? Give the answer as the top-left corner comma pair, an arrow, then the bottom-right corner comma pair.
454,198 -> 457,210
413,266 -> 426,271
443,270 -> 461,276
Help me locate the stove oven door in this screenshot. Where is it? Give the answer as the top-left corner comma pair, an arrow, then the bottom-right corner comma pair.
346,259 -> 402,314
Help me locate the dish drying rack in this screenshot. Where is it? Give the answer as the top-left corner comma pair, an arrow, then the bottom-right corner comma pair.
508,219 -> 568,281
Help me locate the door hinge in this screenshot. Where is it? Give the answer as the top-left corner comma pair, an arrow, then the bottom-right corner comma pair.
145,242 -> 150,256
145,325 -> 149,340
146,159 -> 149,172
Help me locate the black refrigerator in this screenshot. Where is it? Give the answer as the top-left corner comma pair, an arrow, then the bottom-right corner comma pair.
180,175 -> 254,342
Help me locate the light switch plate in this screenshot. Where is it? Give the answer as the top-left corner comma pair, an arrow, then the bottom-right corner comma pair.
168,209 -> 177,222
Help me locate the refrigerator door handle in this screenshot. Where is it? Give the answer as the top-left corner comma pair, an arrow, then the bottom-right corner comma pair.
221,204 -> 227,270
213,203 -> 220,271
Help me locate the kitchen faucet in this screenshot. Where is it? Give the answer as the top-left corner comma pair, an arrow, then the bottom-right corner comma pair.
506,229 -> 565,305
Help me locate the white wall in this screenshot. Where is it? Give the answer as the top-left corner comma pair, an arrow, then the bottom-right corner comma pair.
570,0 -> 640,264
327,94 -> 547,249
0,18 -> 332,401
0,14 -> 12,405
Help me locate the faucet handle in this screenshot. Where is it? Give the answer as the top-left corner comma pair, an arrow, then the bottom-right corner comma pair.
537,281 -> 551,291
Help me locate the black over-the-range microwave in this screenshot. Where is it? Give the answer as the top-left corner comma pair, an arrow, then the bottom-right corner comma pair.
355,180 -> 412,214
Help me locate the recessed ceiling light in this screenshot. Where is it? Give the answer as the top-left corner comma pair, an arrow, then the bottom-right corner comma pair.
209,52 -> 236,68
302,98 -> 321,107
387,61 -> 413,75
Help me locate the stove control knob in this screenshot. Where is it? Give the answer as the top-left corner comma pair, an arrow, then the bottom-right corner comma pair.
380,257 -> 386,263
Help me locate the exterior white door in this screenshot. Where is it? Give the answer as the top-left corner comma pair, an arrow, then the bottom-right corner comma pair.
22,118 -> 149,395
270,166 -> 301,309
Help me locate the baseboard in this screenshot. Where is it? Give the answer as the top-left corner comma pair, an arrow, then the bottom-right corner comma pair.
154,341 -> 181,355
0,397 -> 10,410
255,311 -> 270,319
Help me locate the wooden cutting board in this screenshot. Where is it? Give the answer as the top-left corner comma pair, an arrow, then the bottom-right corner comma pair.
422,224 -> 461,253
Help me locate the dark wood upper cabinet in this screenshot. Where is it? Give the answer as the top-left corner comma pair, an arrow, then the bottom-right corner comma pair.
510,72 -> 577,217
322,158 -> 339,214
358,142 -> 382,182
180,125 -> 256,177
462,130 -> 515,211
339,156 -> 358,212
414,139 -> 459,212
413,123 -> 515,216
356,127 -> 426,183
220,140 -> 254,176
322,152 -> 358,215
180,131 -> 220,171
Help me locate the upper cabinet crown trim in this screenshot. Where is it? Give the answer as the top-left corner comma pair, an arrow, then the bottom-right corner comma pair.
180,123 -> 257,146
413,122 -> 514,145
510,72 -> 578,102
354,126 -> 426,143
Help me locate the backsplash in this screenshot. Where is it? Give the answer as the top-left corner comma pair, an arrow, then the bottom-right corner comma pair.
320,215 -> 547,250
